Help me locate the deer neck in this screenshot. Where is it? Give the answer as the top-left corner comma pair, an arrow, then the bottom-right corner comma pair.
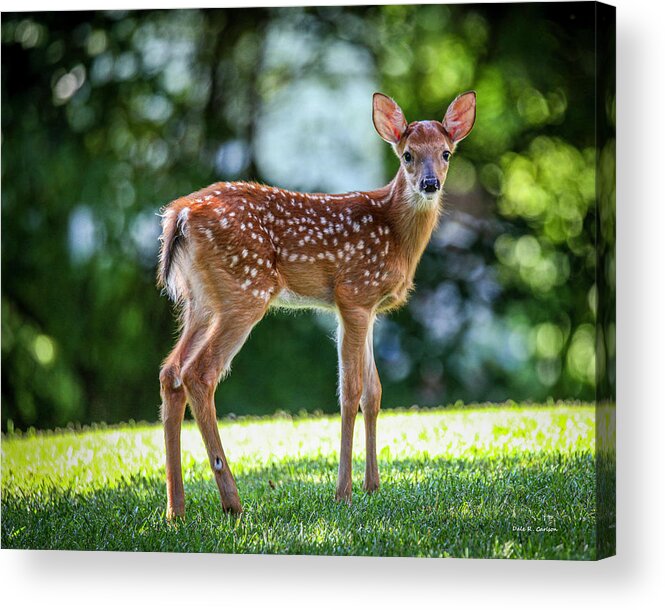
383,168 -> 442,278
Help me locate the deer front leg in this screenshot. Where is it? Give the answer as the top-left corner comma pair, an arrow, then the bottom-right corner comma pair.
335,305 -> 371,504
360,320 -> 381,493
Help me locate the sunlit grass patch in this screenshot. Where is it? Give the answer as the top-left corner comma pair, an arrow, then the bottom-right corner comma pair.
2,403 -> 597,558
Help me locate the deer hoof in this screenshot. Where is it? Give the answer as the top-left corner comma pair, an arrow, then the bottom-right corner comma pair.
334,489 -> 353,505
166,504 -> 185,521
222,495 -> 243,516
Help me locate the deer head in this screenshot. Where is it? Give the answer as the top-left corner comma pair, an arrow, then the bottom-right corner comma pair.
372,91 -> 476,207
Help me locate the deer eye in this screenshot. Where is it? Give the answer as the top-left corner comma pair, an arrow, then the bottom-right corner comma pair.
442,150 -> 451,162
403,151 -> 412,163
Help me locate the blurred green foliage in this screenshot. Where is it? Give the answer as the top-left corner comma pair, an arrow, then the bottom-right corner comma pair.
1,4 -> 615,430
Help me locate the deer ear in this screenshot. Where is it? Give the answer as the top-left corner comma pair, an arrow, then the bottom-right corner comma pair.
443,91 -> 476,144
372,93 -> 408,144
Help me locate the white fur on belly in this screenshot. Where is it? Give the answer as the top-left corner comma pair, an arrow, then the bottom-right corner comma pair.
270,288 -> 335,311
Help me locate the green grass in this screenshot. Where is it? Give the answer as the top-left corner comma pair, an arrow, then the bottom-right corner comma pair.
2,403 -> 597,559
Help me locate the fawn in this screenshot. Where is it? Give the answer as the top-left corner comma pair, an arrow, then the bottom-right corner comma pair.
157,91 -> 476,517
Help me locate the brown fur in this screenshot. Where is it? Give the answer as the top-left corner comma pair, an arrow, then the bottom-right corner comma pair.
158,92 -> 476,517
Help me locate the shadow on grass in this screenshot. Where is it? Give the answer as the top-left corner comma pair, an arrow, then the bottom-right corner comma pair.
1,452 -> 598,559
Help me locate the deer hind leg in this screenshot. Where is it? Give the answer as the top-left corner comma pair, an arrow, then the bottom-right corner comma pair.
360,318 -> 381,493
181,302 -> 267,515
160,307 -> 207,520
335,304 -> 371,504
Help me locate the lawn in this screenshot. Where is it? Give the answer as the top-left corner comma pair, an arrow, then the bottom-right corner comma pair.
1,403 -> 597,559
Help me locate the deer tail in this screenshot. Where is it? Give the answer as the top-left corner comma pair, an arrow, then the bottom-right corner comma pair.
157,204 -> 190,303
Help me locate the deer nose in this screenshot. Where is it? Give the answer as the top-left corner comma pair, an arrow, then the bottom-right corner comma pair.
420,176 -> 440,193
